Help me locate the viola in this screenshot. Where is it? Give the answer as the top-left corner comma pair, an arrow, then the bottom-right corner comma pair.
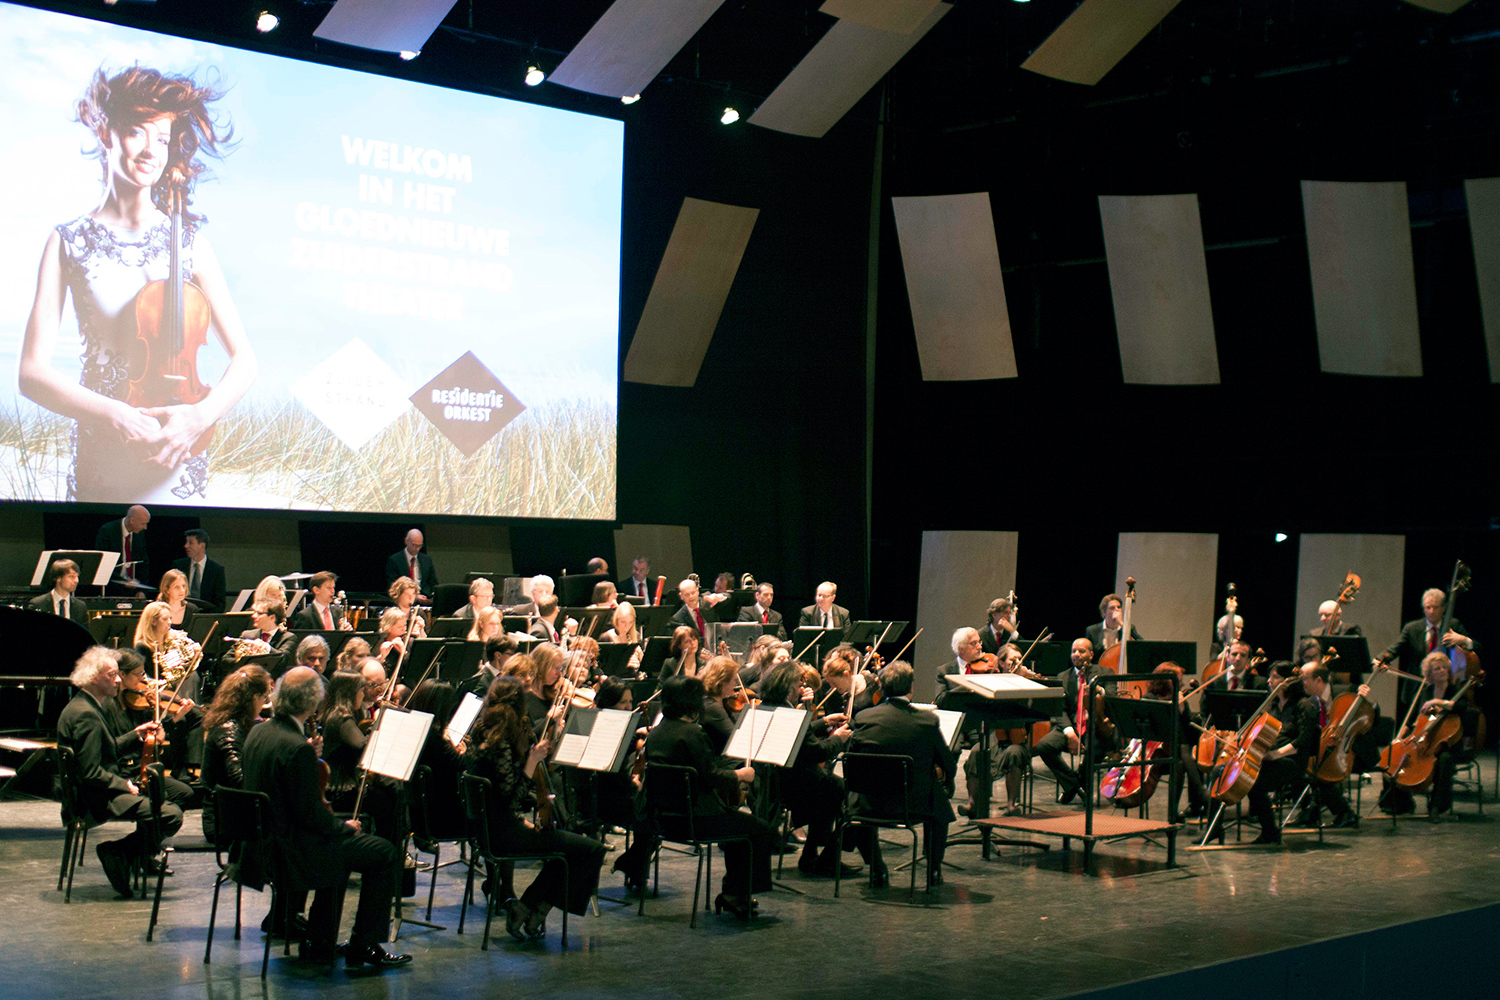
128,175 -> 214,455
121,684 -> 191,714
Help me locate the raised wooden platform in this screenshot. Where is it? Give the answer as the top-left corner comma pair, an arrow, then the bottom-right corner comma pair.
976,811 -> 1181,870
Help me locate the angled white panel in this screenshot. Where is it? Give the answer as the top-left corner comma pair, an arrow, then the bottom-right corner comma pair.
613,525 -> 693,592
749,3 -> 951,139
914,530 -> 1018,700
819,0 -> 943,34
1293,534 -> 1406,682
622,198 -> 758,387
1464,177 -> 1500,382
892,192 -> 1016,381
1115,533 -> 1217,657
313,0 -> 458,52
1302,181 -> 1423,377
1099,194 -> 1220,385
549,0 -> 728,98
1021,0 -> 1184,87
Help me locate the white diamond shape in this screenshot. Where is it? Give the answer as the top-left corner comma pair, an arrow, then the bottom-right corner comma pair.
290,338 -> 412,450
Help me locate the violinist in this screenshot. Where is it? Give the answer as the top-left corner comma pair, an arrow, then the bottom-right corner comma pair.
1379,652 -> 1482,820
738,635 -> 790,690
468,606 -> 504,644
659,625 -> 705,682
1311,600 -> 1362,638
57,647 -> 185,897
335,637 -> 372,675
240,600 -> 296,677
200,663 -> 271,844
465,676 -> 606,941
698,655 -> 743,756
404,679 -> 469,838
317,667 -> 401,840
820,654 -> 875,722
458,635 -> 519,701
117,647 -> 201,748
600,602 -> 641,645
940,626 -> 989,677
979,596 -> 1020,654
1085,593 -> 1142,658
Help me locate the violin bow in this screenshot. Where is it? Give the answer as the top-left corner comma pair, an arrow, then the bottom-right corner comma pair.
889,627 -> 923,665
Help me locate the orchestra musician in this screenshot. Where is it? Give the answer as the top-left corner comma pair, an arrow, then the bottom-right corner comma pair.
1202,641 -> 1265,692
116,647 -> 202,780
1376,587 -> 1479,679
600,602 -> 641,645
465,676 -> 606,940
290,572 -> 352,631
739,635 -> 791,690
134,600 -> 203,707
978,596 -> 1020,654
172,529 -> 226,612
28,558 -> 89,625
501,652 -> 549,733
737,582 -> 787,640
385,529 -> 436,603
199,663 -> 271,844
1085,593 -> 1143,658
1146,663 -> 1210,819
454,577 -> 495,620
1380,651 -> 1482,820
846,660 -> 957,887
660,625 -> 705,682
589,581 -> 618,608
240,600 -> 297,677
293,634 -> 330,675
458,636 -> 520,701
509,574 -> 555,617
375,607 -> 414,667
404,679 -> 468,838
155,569 -> 193,627
670,578 -> 711,639
799,581 -> 852,640
240,667 -> 411,968
1207,613 -> 1244,659
1311,599 -> 1361,638
820,653 -> 876,721
387,576 -> 429,631
57,647 -> 186,897
468,606 -> 504,644
697,655 -> 743,756
94,506 -> 150,593
317,667 -> 401,840
586,557 -> 610,576
253,574 -> 287,612
619,556 -> 651,601
529,596 -> 567,644
334,637 -> 372,676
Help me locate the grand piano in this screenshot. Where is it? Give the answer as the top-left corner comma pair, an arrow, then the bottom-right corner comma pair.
0,605 -> 93,795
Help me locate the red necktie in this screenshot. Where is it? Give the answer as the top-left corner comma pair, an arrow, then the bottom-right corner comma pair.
761,610 -> 769,624
122,531 -> 131,570
409,556 -> 417,581
1429,627 -> 1438,652
321,606 -> 333,629
1229,676 -> 1239,691
694,609 -> 706,635
1319,701 -> 1327,728
1076,679 -> 1088,737
261,632 -> 272,642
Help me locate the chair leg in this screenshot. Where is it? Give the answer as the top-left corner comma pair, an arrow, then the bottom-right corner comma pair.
204,873 -> 223,963
65,825 -> 85,904
147,847 -> 170,942
689,850 -> 704,930
261,886 -> 276,980
481,885 -> 496,951
234,882 -> 242,940
425,843 -> 440,920
282,887 -> 294,956
560,859 -> 569,949
458,850 -> 475,935
57,823 -> 74,892
910,829 -> 919,900
833,820 -> 843,898
704,847 -> 713,913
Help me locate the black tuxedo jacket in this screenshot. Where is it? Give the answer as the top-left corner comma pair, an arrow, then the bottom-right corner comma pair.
172,557 -> 227,612
798,604 -> 851,639
671,603 -> 709,636
386,550 -> 437,598
238,626 -> 297,675
241,714 -> 349,890
95,520 -> 148,587
619,576 -> 652,601
847,699 -> 957,818
736,603 -> 787,640
290,602 -> 345,631
56,690 -> 135,822
1309,623 -> 1363,638
644,718 -> 740,815
978,624 -> 1019,655
1384,617 -> 1477,674
1201,672 -> 1267,694
1084,623 -> 1143,658
28,591 -> 89,626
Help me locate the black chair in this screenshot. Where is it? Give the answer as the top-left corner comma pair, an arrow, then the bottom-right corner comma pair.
457,773 -> 569,948
834,753 -> 923,900
53,746 -> 142,904
641,763 -> 752,928
143,767 -> 172,941
202,787 -> 268,969
411,764 -> 471,920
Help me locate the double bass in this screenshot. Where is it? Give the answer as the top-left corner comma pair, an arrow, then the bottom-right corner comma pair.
1199,583 -> 1238,686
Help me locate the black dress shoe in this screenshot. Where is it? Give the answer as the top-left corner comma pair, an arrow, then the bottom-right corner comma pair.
817,858 -> 862,878
346,944 -> 413,969
927,869 -> 944,887
96,842 -> 134,898
1250,831 -> 1282,846
261,913 -> 310,941
1330,811 -> 1359,830
1058,786 -> 1080,806
869,866 -> 888,889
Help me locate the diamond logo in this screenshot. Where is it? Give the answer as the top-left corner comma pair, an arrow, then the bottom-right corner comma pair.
290,338 -> 413,450
411,351 -> 526,457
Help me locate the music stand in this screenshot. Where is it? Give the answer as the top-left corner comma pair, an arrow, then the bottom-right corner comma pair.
635,606 -> 677,639
639,636 -> 671,679
792,626 -> 842,666
1124,641 -> 1198,674
89,613 -> 142,649
706,621 -> 763,656
426,617 -> 473,639
404,638 -> 482,686
846,620 -> 908,647
563,607 -> 614,640
1299,634 -> 1371,681
31,550 -> 118,593
595,643 -> 640,678
1021,641 -> 1072,678
1202,690 -> 1270,732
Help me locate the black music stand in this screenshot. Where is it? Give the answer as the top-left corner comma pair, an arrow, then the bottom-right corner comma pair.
638,636 -> 671,679
426,617 -> 473,639
564,607 -> 614,640
1123,641 -> 1198,674
404,638 -> 482,687
595,643 -> 640,679
89,613 -> 142,649
791,627 -> 842,666
1021,641 -> 1072,678
32,550 -> 117,597
501,615 -> 537,635
846,620 -> 909,649
1299,634 -> 1371,682
705,622 -> 762,656
557,573 -> 607,608
634,606 -> 677,639
1099,694 -> 1183,826
1202,690 -> 1269,732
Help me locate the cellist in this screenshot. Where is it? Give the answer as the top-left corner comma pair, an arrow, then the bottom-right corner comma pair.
1379,652 -> 1482,820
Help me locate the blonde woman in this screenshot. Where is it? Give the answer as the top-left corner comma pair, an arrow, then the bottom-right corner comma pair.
468,605 -> 503,643
156,568 -> 191,625
601,602 -> 639,644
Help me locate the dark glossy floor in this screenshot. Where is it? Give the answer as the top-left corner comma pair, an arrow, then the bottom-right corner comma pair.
2,758 -> 1497,1000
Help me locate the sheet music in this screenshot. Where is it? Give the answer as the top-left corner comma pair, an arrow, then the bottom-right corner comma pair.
359,708 -> 434,782
444,692 -> 483,747
554,733 -> 590,766
911,703 -> 965,747
579,710 -> 633,771
944,673 -> 1061,700
725,707 -> 774,761
755,707 -> 806,766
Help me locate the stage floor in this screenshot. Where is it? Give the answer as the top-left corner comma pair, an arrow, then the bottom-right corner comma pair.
2,759 -> 1498,1000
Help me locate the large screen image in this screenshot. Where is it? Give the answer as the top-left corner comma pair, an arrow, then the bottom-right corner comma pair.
0,3 -> 621,518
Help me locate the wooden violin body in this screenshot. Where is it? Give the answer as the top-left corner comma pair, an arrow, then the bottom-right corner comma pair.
1309,689 -> 1375,784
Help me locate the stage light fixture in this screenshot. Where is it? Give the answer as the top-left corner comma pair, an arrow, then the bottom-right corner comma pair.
720,106 -> 740,125
525,65 -> 545,86
399,49 -> 421,61
256,11 -> 279,32
621,94 -> 641,105
1274,533 -> 1288,543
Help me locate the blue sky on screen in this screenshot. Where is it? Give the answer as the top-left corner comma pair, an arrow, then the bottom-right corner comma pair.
0,2 -> 622,409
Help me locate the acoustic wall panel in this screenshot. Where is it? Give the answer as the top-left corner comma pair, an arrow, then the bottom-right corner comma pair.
819,0 -> 944,34
892,192 -> 1017,381
1115,533 -> 1218,659
1301,180 -> 1423,377
1464,177 -> 1500,382
622,198 -> 759,387
613,524 -> 694,594
1293,534 -> 1406,684
427,521 -> 514,584
198,517 -> 303,589
313,0 -> 457,52
1098,194 -> 1221,385
749,4 -> 951,138
914,530 -> 1018,700
549,0 -> 728,98
1402,0 -> 1472,12
1021,0 -> 1184,87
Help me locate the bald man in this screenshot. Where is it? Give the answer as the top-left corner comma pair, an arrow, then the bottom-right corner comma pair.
385,529 -> 436,603
94,505 -> 151,594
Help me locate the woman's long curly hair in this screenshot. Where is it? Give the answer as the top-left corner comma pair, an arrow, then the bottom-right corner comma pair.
77,65 -> 233,222
476,676 -> 531,760
202,664 -> 271,734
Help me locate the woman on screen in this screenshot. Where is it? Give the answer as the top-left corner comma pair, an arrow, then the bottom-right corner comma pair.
18,66 -> 257,503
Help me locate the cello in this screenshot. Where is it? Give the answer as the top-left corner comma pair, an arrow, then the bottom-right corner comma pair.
129,172 -> 214,455
1309,662 -> 1401,784
1382,676 -> 1480,791
1206,678 -> 1293,805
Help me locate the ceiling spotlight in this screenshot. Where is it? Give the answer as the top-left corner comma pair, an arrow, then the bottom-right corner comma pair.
399,49 -> 420,61
1274,532 -> 1288,543
620,94 -> 640,105
256,11 -> 279,32
720,106 -> 740,125
525,65 -> 545,87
